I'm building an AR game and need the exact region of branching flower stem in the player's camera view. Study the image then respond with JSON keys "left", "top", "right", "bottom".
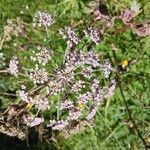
{"left": 0, "top": 69, "right": 8, "bottom": 73}
{"left": 45, "top": 25, "right": 58, "bottom": 69}
{"left": 112, "top": 49, "right": 150, "bottom": 150}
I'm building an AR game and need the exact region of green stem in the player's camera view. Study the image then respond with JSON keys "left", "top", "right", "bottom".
{"left": 0, "top": 34, "right": 6, "bottom": 50}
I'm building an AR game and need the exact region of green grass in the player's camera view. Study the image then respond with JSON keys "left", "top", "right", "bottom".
{"left": 0, "top": 0, "right": 150, "bottom": 150}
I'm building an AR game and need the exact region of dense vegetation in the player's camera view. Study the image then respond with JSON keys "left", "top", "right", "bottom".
{"left": 0, "top": 0, "right": 150, "bottom": 149}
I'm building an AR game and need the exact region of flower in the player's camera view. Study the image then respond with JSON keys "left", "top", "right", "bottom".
{"left": 104, "top": 80, "right": 116, "bottom": 98}
{"left": 91, "top": 79, "right": 99, "bottom": 93}
{"left": 29, "top": 65, "right": 48, "bottom": 84}
{"left": 131, "top": 23, "right": 150, "bottom": 37}
{"left": 78, "top": 92, "right": 92, "bottom": 106}
{"left": 8, "top": 57, "right": 19, "bottom": 76}
{"left": 47, "top": 119, "right": 69, "bottom": 131}
{"left": 35, "top": 47, "right": 53, "bottom": 66}
{"left": 18, "top": 90, "right": 30, "bottom": 103}
{"left": 33, "top": 11, "right": 55, "bottom": 27}
{"left": 84, "top": 51, "right": 100, "bottom": 67}
{"left": 59, "top": 27, "right": 80, "bottom": 47}
{"left": 60, "top": 100, "right": 74, "bottom": 110}
{"left": 34, "top": 97, "right": 50, "bottom": 111}
{"left": 47, "top": 80, "right": 63, "bottom": 95}
{"left": 18, "top": 85, "right": 33, "bottom": 103}
{"left": 71, "top": 80, "right": 85, "bottom": 92}
{"left": 83, "top": 27, "right": 100, "bottom": 44}
{"left": 130, "top": 1, "right": 140, "bottom": 13}
{"left": 102, "top": 60, "right": 112, "bottom": 78}
{"left": 4, "top": 18, "right": 24, "bottom": 41}
{"left": 28, "top": 117, "right": 44, "bottom": 127}
{"left": 81, "top": 66, "right": 93, "bottom": 79}
{"left": 86, "top": 107, "right": 97, "bottom": 120}
{"left": 56, "top": 67, "right": 75, "bottom": 84}
{"left": 120, "top": 9, "right": 134, "bottom": 24}
{"left": 68, "top": 110, "right": 82, "bottom": 121}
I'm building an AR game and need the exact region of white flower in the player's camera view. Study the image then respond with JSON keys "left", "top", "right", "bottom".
{"left": 78, "top": 92, "right": 92, "bottom": 105}
{"left": 18, "top": 86, "right": 33, "bottom": 103}
{"left": 83, "top": 27, "right": 100, "bottom": 44}
{"left": 47, "top": 80, "right": 63, "bottom": 95}
{"left": 91, "top": 79, "right": 99, "bottom": 93}
{"left": 36, "top": 47, "right": 52, "bottom": 66}
{"left": 28, "top": 117, "right": 44, "bottom": 127}
{"left": 18, "top": 90, "right": 29, "bottom": 103}
{"left": 130, "top": 1, "right": 140, "bottom": 13}
{"left": 102, "top": 60, "right": 112, "bottom": 78}
{"left": 68, "top": 110, "right": 82, "bottom": 120}
{"left": 34, "top": 97, "right": 50, "bottom": 111}
{"left": 71, "top": 80, "right": 85, "bottom": 92}
{"left": 59, "top": 27, "right": 80, "bottom": 47}
{"left": 47, "top": 120, "right": 68, "bottom": 130}
{"left": 86, "top": 107, "right": 97, "bottom": 120}
{"left": 104, "top": 80, "right": 116, "bottom": 98}
{"left": 29, "top": 65, "right": 48, "bottom": 84}
{"left": 84, "top": 51, "right": 100, "bottom": 67}
{"left": 33, "top": 11, "right": 55, "bottom": 27}
{"left": 57, "top": 67, "right": 75, "bottom": 83}
{"left": 60, "top": 100, "right": 74, "bottom": 110}
{"left": 81, "top": 66, "right": 93, "bottom": 79}
{"left": 8, "top": 57, "right": 19, "bottom": 76}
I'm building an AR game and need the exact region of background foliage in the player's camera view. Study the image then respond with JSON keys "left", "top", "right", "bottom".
{"left": 0, "top": 0, "right": 150, "bottom": 149}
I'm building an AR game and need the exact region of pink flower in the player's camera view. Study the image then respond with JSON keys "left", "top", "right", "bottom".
{"left": 33, "top": 11, "right": 55, "bottom": 27}
{"left": 8, "top": 57, "right": 19, "bottom": 76}
{"left": 28, "top": 117, "right": 44, "bottom": 127}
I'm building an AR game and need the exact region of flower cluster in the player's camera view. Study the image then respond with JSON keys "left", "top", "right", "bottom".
{"left": 81, "top": 66, "right": 93, "bottom": 79}
{"left": 71, "top": 80, "right": 85, "bottom": 92}
{"left": 0, "top": 5, "right": 118, "bottom": 140}
{"left": 18, "top": 88, "right": 32, "bottom": 103}
{"left": 60, "top": 100, "right": 74, "bottom": 110}
{"left": 33, "top": 11, "right": 55, "bottom": 27}
{"left": 27, "top": 117, "right": 44, "bottom": 127}
{"left": 46, "top": 80, "right": 63, "bottom": 95}
{"left": 29, "top": 65, "right": 48, "bottom": 84}
{"left": 47, "top": 119, "right": 69, "bottom": 131}
{"left": 83, "top": 27, "right": 101, "bottom": 44}
{"left": 34, "top": 97, "right": 50, "bottom": 111}
{"left": 130, "top": 1, "right": 140, "bottom": 13}
{"left": 8, "top": 57, "right": 19, "bottom": 76}
{"left": 119, "top": 2, "right": 150, "bottom": 37}
{"left": 120, "top": 9, "right": 135, "bottom": 24}
{"left": 42, "top": 49, "right": 116, "bottom": 131}
{"left": 30, "top": 46, "right": 53, "bottom": 66}
{"left": 59, "top": 27, "right": 80, "bottom": 47}
{"left": 101, "top": 60, "right": 112, "bottom": 78}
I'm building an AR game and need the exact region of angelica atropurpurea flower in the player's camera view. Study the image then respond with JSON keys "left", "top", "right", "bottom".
{"left": 29, "top": 65, "right": 48, "bottom": 84}
{"left": 33, "top": 11, "right": 55, "bottom": 27}
{"left": 83, "top": 27, "right": 101, "bottom": 44}
{"left": 27, "top": 117, "right": 44, "bottom": 127}
{"left": 30, "top": 46, "right": 53, "bottom": 66}
{"left": 8, "top": 57, "right": 19, "bottom": 76}
{"left": 59, "top": 27, "right": 80, "bottom": 47}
